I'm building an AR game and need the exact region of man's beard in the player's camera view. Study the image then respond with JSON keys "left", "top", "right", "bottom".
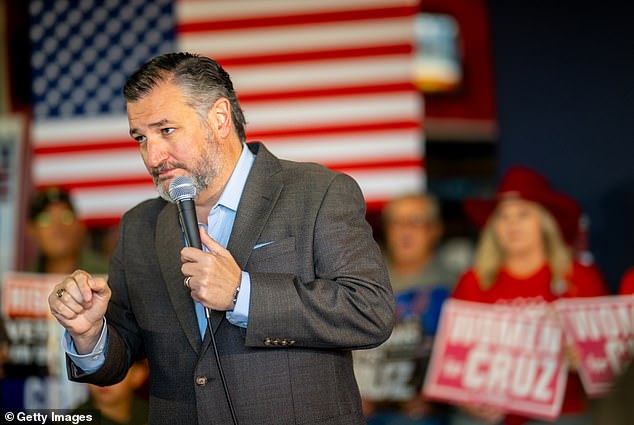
{"left": 152, "top": 130, "right": 222, "bottom": 203}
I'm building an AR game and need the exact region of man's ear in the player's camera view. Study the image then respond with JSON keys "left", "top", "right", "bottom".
{"left": 209, "top": 98, "right": 232, "bottom": 138}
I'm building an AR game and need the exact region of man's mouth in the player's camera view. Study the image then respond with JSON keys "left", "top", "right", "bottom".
{"left": 156, "top": 169, "right": 176, "bottom": 182}
{"left": 152, "top": 164, "right": 179, "bottom": 182}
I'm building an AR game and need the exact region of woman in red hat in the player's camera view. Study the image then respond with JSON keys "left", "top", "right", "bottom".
{"left": 451, "top": 166, "right": 607, "bottom": 425}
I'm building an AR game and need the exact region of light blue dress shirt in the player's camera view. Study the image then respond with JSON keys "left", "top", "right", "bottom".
{"left": 196, "top": 144, "right": 255, "bottom": 333}
{"left": 64, "top": 144, "right": 255, "bottom": 371}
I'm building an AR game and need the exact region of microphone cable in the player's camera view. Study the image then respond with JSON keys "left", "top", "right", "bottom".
{"left": 204, "top": 307, "right": 239, "bottom": 425}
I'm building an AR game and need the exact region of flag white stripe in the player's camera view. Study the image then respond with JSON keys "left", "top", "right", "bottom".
{"left": 346, "top": 167, "right": 425, "bottom": 201}
{"left": 243, "top": 92, "right": 421, "bottom": 134}
{"left": 33, "top": 151, "right": 147, "bottom": 184}
{"left": 179, "top": 17, "right": 413, "bottom": 59}
{"left": 229, "top": 55, "right": 413, "bottom": 94}
{"left": 72, "top": 185, "right": 158, "bottom": 218}
{"left": 178, "top": 0, "right": 417, "bottom": 22}
{"left": 32, "top": 115, "right": 130, "bottom": 146}
{"left": 264, "top": 129, "right": 422, "bottom": 163}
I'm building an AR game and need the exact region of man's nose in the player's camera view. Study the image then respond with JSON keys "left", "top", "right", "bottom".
{"left": 144, "top": 137, "right": 168, "bottom": 167}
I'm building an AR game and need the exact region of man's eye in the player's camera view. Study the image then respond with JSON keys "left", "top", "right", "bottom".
{"left": 162, "top": 128, "right": 175, "bottom": 135}
{"left": 134, "top": 135, "right": 147, "bottom": 144}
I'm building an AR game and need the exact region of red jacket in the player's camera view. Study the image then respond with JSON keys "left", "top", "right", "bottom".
{"left": 619, "top": 267, "right": 634, "bottom": 295}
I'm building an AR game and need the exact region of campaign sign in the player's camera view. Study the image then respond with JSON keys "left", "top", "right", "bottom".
{"left": 2, "top": 272, "right": 65, "bottom": 373}
{"left": 2, "top": 272, "right": 63, "bottom": 319}
{"left": 354, "top": 286, "right": 449, "bottom": 402}
{"left": 354, "top": 320, "right": 426, "bottom": 401}
{"left": 1, "top": 272, "right": 89, "bottom": 410}
{"left": 423, "top": 299, "right": 567, "bottom": 421}
{"left": 557, "top": 296, "right": 634, "bottom": 397}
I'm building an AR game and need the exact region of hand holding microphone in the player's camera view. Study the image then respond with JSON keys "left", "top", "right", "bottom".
{"left": 181, "top": 230, "right": 242, "bottom": 311}
{"left": 169, "top": 176, "right": 241, "bottom": 311}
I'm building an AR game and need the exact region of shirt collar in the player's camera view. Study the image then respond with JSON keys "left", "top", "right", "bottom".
{"left": 216, "top": 143, "right": 255, "bottom": 212}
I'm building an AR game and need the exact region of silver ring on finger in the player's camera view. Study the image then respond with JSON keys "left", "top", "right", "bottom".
{"left": 56, "top": 288, "right": 66, "bottom": 298}
{"left": 184, "top": 276, "right": 191, "bottom": 289}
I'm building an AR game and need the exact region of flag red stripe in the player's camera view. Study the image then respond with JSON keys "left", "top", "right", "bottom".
{"left": 35, "top": 177, "right": 154, "bottom": 191}
{"left": 365, "top": 199, "right": 389, "bottom": 212}
{"left": 83, "top": 217, "right": 123, "bottom": 228}
{"left": 332, "top": 158, "right": 424, "bottom": 172}
{"left": 177, "top": 5, "right": 418, "bottom": 33}
{"left": 33, "top": 141, "right": 136, "bottom": 155}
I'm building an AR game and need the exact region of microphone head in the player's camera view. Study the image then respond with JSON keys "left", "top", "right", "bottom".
{"left": 168, "top": 176, "right": 197, "bottom": 203}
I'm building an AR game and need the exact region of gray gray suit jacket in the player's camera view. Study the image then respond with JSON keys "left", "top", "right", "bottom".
{"left": 69, "top": 142, "right": 394, "bottom": 424}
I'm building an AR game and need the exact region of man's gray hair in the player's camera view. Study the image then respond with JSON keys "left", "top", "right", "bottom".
{"left": 123, "top": 52, "right": 247, "bottom": 142}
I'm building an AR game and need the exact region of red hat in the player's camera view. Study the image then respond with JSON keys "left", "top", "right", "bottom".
{"left": 463, "top": 166, "right": 581, "bottom": 245}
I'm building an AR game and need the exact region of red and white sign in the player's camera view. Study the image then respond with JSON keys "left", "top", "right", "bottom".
{"left": 557, "top": 296, "right": 634, "bottom": 397}
{"left": 423, "top": 299, "right": 567, "bottom": 421}
{"left": 1, "top": 272, "right": 66, "bottom": 319}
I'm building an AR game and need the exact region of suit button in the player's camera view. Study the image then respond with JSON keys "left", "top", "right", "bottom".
{"left": 195, "top": 376, "right": 208, "bottom": 386}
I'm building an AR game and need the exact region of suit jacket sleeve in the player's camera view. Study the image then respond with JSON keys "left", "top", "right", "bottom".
{"left": 243, "top": 171, "right": 395, "bottom": 350}
{"left": 67, "top": 203, "right": 154, "bottom": 386}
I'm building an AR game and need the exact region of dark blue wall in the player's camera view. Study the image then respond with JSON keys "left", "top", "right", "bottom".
{"left": 487, "top": 1, "right": 634, "bottom": 291}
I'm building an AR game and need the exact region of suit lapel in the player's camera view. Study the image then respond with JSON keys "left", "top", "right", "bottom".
{"left": 228, "top": 143, "right": 284, "bottom": 269}
{"left": 204, "top": 143, "right": 284, "bottom": 336}
{"left": 156, "top": 203, "right": 203, "bottom": 352}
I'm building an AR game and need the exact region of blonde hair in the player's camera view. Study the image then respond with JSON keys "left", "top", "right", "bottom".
{"left": 473, "top": 202, "right": 572, "bottom": 290}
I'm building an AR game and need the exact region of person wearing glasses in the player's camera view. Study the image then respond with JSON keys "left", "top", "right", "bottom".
{"left": 27, "top": 187, "right": 108, "bottom": 275}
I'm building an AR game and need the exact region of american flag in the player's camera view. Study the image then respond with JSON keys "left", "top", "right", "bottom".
{"left": 30, "top": 0, "right": 424, "bottom": 227}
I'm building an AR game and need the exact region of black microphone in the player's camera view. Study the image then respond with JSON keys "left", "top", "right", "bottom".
{"left": 168, "top": 176, "right": 202, "bottom": 249}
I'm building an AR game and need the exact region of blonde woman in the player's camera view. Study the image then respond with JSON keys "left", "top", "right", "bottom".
{"left": 451, "top": 166, "right": 607, "bottom": 425}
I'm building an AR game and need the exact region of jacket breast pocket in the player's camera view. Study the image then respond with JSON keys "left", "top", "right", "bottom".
{"left": 247, "top": 236, "right": 298, "bottom": 274}
{"left": 250, "top": 236, "right": 295, "bottom": 262}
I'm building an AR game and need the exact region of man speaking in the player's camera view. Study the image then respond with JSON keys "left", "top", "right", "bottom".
{"left": 48, "top": 52, "right": 394, "bottom": 425}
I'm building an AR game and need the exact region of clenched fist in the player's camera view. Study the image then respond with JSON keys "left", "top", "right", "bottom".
{"left": 48, "top": 269, "right": 111, "bottom": 354}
